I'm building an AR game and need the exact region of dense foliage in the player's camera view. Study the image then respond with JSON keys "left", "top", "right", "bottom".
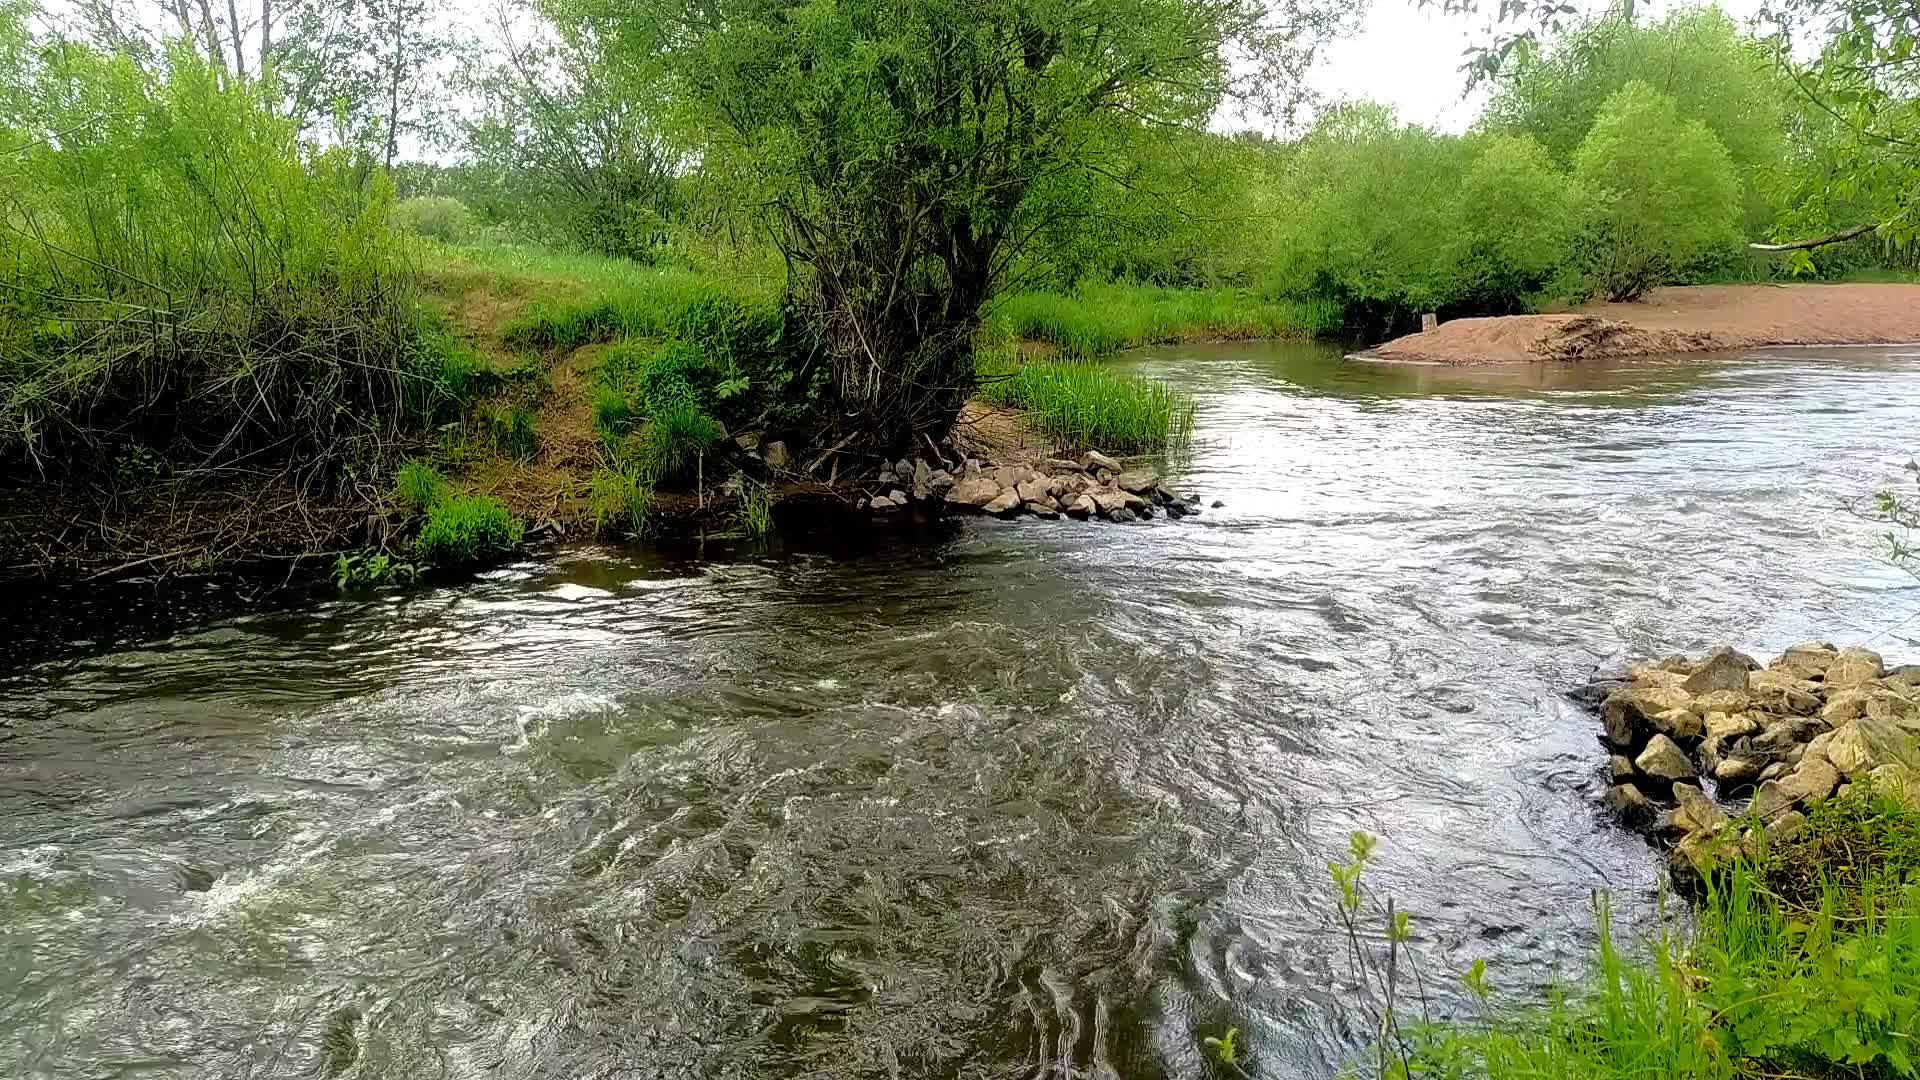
{"left": 0, "top": 24, "right": 452, "bottom": 479}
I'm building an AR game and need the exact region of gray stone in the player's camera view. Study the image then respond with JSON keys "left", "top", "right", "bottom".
{"left": 1112, "top": 507, "right": 1139, "bottom": 523}
{"left": 1089, "top": 487, "right": 1134, "bottom": 520}
{"left": 1115, "top": 470, "right": 1159, "bottom": 494}
{"left": 1065, "top": 494, "right": 1096, "bottom": 519}
{"left": 1771, "top": 642, "right": 1839, "bottom": 680}
{"left": 1609, "top": 754, "right": 1637, "bottom": 783}
{"left": 1824, "top": 646, "right": 1884, "bottom": 690}
{"left": 1764, "top": 810, "right": 1808, "bottom": 846}
{"left": 1694, "top": 689, "right": 1750, "bottom": 714}
{"left": 1081, "top": 450, "right": 1122, "bottom": 474}
{"left": 945, "top": 477, "right": 1001, "bottom": 509}
{"left": 1684, "top": 648, "right": 1758, "bottom": 694}
{"left": 1600, "top": 686, "right": 1696, "bottom": 748}
{"left": 871, "top": 491, "right": 910, "bottom": 513}
{"left": 1042, "top": 458, "right": 1082, "bottom": 472}
{"left": 1821, "top": 688, "right": 1872, "bottom": 724}
{"left": 927, "top": 469, "right": 955, "bottom": 497}
{"left": 1635, "top": 734, "right": 1696, "bottom": 782}
{"left": 1024, "top": 500, "right": 1060, "bottom": 519}
{"left": 1704, "top": 710, "right": 1759, "bottom": 740}
{"left": 1604, "top": 783, "right": 1655, "bottom": 826}
{"left": 1826, "top": 716, "right": 1917, "bottom": 776}
{"left": 1868, "top": 762, "right": 1920, "bottom": 807}
{"left": 912, "top": 459, "right": 933, "bottom": 500}
{"left": 1713, "top": 755, "right": 1763, "bottom": 785}
{"left": 895, "top": 458, "right": 914, "bottom": 480}
{"left": 1211, "top": 500, "right": 1225, "bottom": 509}
{"left": 983, "top": 489, "right": 1022, "bottom": 515}
{"left": 1014, "top": 478, "right": 1051, "bottom": 505}
{"left": 734, "top": 431, "right": 762, "bottom": 453}
{"left": 763, "top": 440, "right": 792, "bottom": 471}
{"left": 1653, "top": 707, "right": 1703, "bottom": 742}
{"left": 1672, "top": 782, "right": 1729, "bottom": 834}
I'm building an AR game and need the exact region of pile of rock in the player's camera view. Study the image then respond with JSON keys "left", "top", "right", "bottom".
{"left": 1586, "top": 643, "right": 1920, "bottom": 885}
{"left": 860, "top": 449, "right": 1204, "bottom": 523}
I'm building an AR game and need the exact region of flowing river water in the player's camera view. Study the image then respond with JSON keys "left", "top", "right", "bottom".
{"left": 6, "top": 341, "right": 1920, "bottom": 1079}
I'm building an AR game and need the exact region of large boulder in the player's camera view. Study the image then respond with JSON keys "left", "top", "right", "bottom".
{"left": 1713, "top": 755, "right": 1764, "bottom": 785}
{"left": 1749, "top": 755, "right": 1841, "bottom": 821}
{"left": 1635, "top": 734, "right": 1696, "bottom": 782}
{"left": 1604, "top": 783, "right": 1655, "bottom": 826}
{"left": 763, "top": 440, "right": 792, "bottom": 471}
{"left": 1821, "top": 687, "right": 1872, "bottom": 724}
{"left": 1601, "top": 686, "right": 1696, "bottom": 747}
{"left": 1672, "top": 783, "right": 1729, "bottom": 834}
{"left": 1115, "top": 470, "right": 1159, "bottom": 495}
{"left": 1683, "top": 648, "right": 1759, "bottom": 693}
{"left": 1771, "top": 642, "right": 1838, "bottom": 680}
{"left": 1653, "top": 708, "right": 1704, "bottom": 742}
{"left": 1014, "top": 478, "right": 1051, "bottom": 505}
{"left": 1065, "top": 494, "right": 1097, "bottom": 520}
{"left": 1704, "top": 711, "right": 1759, "bottom": 740}
{"left": 1081, "top": 450, "right": 1123, "bottom": 474}
{"left": 1694, "top": 689, "right": 1750, "bottom": 714}
{"left": 1825, "top": 716, "right": 1917, "bottom": 777}
{"left": 983, "top": 489, "right": 1023, "bottom": 515}
{"left": 1867, "top": 763, "right": 1920, "bottom": 807}
{"left": 946, "top": 477, "right": 1001, "bottom": 509}
{"left": 1747, "top": 670, "right": 1822, "bottom": 715}
{"left": 1824, "top": 646, "right": 1884, "bottom": 690}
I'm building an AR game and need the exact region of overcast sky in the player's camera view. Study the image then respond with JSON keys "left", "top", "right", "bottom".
{"left": 1311, "top": 0, "right": 1770, "bottom": 132}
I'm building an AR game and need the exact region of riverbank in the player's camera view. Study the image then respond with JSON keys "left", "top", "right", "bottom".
{"left": 1348, "top": 643, "right": 1920, "bottom": 1078}
{"left": 1364, "top": 283, "right": 1920, "bottom": 365}
{"left": 0, "top": 250, "right": 1223, "bottom": 582}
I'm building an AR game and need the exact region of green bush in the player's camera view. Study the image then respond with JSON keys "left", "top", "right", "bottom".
{"left": 1571, "top": 82, "right": 1742, "bottom": 301}
{"left": 393, "top": 196, "right": 476, "bottom": 242}
{"left": 393, "top": 460, "right": 448, "bottom": 512}
{"left": 415, "top": 495, "right": 524, "bottom": 567}
{"left": 0, "top": 38, "right": 435, "bottom": 474}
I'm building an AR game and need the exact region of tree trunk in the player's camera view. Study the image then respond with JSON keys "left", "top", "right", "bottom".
{"left": 260, "top": 0, "right": 272, "bottom": 63}
{"left": 226, "top": 0, "right": 248, "bottom": 77}
{"left": 384, "top": 8, "right": 404, "bottom": 171}
{"left": 194, "top": 0, "right": 227, "bottom": 80}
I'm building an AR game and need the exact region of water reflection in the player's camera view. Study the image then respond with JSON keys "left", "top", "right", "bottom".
{"left": 4, "top": 344, "right": 1920, "bottom": 1079}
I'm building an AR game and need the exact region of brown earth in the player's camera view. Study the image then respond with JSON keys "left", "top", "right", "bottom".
{"left": 1365, "top": 283, "right": 1920, "bottom": 365}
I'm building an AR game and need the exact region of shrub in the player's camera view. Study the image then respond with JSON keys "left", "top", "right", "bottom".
{"left": 393, "top": 196, "right": 476, "bottom": 242}
{"left": 1571, "top": 82, "right": 1742, "bottom": 301}
{"left": 415, "top": 495, "right": 524, "bottom": 567}
{"left": 992, "top": 284, "right": 1339, "bottom": 357}
{"left": 0, "top": 40, "right": 433, "bottom": 476}
{"left": 393, "top": 460, "right": 448, "bottom": 512}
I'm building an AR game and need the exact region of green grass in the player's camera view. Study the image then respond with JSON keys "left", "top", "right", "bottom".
{"left": 482, "top": 402, "right": 539, "bottom": 461}
{"left": 392, "top": 460, "right": 448, "bottom": 512}
{"left": 414, "top": 494, "right": 523, "bottom": 567}
{"left": 976, "top": 347, "right": 1195, "bottom": 454}
{"left": 737, "top": 479, "right": 774, "bottom": 539}
{"left": 1368, "top": 783, "right": 1920, "bottom": 1080}
{"left": 989, "top": 282, "right": 1343, "bottom": 358}
{"left": 587, "top": 466, "right": 655, "bottom": 537}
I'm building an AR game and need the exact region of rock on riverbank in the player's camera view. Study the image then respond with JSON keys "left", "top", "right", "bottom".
{"left": 853, "top": 449, "right": 1203, "bottom": 524}
{"left": 1580, "top": 642, "right": 1920, "bottom": 888}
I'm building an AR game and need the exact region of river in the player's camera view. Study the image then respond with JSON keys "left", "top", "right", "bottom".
{"left": 4, "top": 341, "right": 1919, "bottom": 1079}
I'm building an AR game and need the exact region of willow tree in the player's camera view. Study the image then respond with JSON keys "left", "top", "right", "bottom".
{"left": 553, "top": 0, "right": 1346, "bottom": 451}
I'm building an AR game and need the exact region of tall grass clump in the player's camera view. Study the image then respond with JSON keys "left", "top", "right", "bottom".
{"left": 0, "top": 37, "right": 443, "bottom": 478}
{"left": 994, "top": 283, "right": 1340, "bottom": 358}
{"left": 977, "top": 350, "right": 1194, "bottom": 454}
{"left": 393, "top": 460, "right": 448, "bottom": 512}
{"left": 415, "top": 494, "right": 523, "bottom": 567}
{"left": 587, "top": 466, "right": 654, "bottom": 536}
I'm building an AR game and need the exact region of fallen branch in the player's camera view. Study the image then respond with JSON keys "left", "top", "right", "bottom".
{"left": 83, "top": 547, "right": 195, "bottom": 581}
{"left": 1748, "top": 223, "right": 1877, "bottom": 252}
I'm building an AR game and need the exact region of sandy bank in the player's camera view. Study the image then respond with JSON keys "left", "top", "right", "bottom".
{"left": 1365, "top": 283, "right": 1920, "bottom": 365}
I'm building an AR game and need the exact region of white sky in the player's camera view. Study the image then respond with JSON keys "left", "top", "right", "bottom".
{"left": 1312, "top": 0, "right": 1770, "bottom": 132}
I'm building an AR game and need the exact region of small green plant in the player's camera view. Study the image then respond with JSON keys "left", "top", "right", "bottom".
{"left": 333, "top": 551, "right": 421, "bottom": 590}
{"left": 587, "top": 466, "right": 655, "bottom": 536}
{"left": 392, "top": 195, "right": 475, "bottom": 241}
{"left": 737, "top": 479, "right": 774, "bottom": 539}
{"left": 393, "top": 460, "right": 448, "bottom": 512}
{"left": 414, "top": 495, "right": 524, "bottom": 567}
{"left": 1202, "top": 1026, "right": 1246, "bottom": 1076}
{"left": 483, "top": 403, "right": 539, "bottom": 461}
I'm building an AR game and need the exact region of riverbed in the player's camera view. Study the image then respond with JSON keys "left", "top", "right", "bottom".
{"left": 5, "top": 341, "right": 1919, "bottom": 1078}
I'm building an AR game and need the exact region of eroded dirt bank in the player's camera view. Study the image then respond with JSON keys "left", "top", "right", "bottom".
{"left": 1366, "top": 283, "right": 1920, "bottom": 365}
